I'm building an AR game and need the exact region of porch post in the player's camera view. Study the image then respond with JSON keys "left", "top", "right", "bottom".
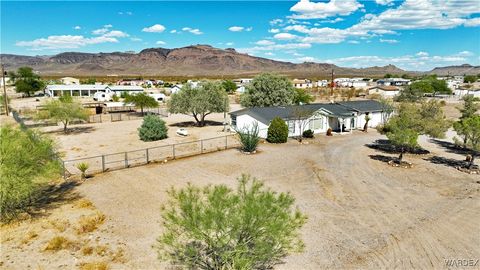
{"left": 340, "top": 118, "right": 343, "bottom": 134}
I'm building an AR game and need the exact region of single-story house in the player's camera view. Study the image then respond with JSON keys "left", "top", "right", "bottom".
{"left": 454, "top": 88, "right": 480, "bottom": 98}
{"left": 368, "top": 85, "right": 400, "bottom": 97}
{"left": 230, "top": 100, "right": 389, "bottom": 138}
{"left": 376, "top": 78, "right": 410, "bottom": 86}
{"left": 60, "top": 77, "right": 80, "bottom": 85}
{"left": 45, "top": 84, "right": 143, "bottom": 97}
{"left": 292, "top": 79, "right": 313, "bottom": 89}
{"left": 169, "top": 85, "right": 183, "bottom": 94}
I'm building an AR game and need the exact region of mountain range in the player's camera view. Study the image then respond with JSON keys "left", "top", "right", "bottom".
{"left": 1, "top": 45, "right": 478, "bottom": 77}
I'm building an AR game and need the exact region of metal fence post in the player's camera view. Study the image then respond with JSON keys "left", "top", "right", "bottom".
{"left": 146, "top": 148, "right": 150, "bottom": 163}
{"left": 102, "top": 155, "right": 105, "bottom": 172}
{"left": 125, "top": 152, "right": 128, "bottom": 168}
{"left": 225, "top": 135, "right": 228, "bottom": 149}
{"left": 62, "top": 161, "right": 66, "bottom": 180}
{"left": 172, "top": 144, "right": 176, "bottom": 159}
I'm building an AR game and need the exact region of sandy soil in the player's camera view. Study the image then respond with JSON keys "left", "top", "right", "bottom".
{"left": 8, "top": 130, "right": 470, "bottom": 269}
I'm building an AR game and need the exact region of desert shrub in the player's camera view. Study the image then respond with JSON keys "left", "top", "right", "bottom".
{"left": 111, "top": 94, "right": 120, "bottom": 102}
{"left": 303, "top": 129, "right": 314, "bottom": 138}
{"left": 138, "top": 115, "right": 168, "bottom": 142}
{"left": 236, "top": 122, "right": 260, "bottom": 153}
{"left": 156, "top": 174, "right": 307, "bottom": 269}
{"left": 267, "top": 117, "right": 288, "bottom": 143}
{"left": 76, "top": 212, "right": 106, "bottom": 234}
{"left": 77, "top": 162, "right": 89, "bottom": 180}
{"left": 44, "top": 236, "right": 72, "bottom": 251}
{"left": 439, "top": 100, "right": 446, "bottom": 106}
{"left": 80, "top": 261, "right": 109, "bottom": 270}
{"left": 75, "top": 198, "right": 94, "bottom": 209}
{"left": 0, "top": 125, "right": 61, "bottom": 221}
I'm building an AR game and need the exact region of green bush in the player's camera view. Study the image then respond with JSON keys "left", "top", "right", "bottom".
{"left": 0, "top": 125, "right": 61, "bottom": 221}
{"left": 236, "top": 122, "right": 260, "bottom": 153}
{"left": 267, "top": 117, "right": 288, "bottom": 143}
{"left": 302, "top": 129, "right": 314, "bottom": 138}
{"left": 138, "top": 115, "right": 168, "bottom": 142}
{"left": 156, "top": 174, "right": 307, "bottom": 269}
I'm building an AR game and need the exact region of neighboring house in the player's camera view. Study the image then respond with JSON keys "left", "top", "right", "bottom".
{"left": 316, "top": 80, "right": 329, "bottom": 87}
{"left": 45, "top": 84, "right": 143, "bottom": 97}
{"left": 368, "top": 85, "right": 400, "bottom": 97}
{"left": 454, "top": 88, "right": 480, "bottom": 98}
{"left": 376, "top": 78, "right": 410, "bottom": 86}
{"left": 60, "top": 77, "right": 80, "bottom": 85}
{"left": 0, "top": 76, "right": 11, "bottom": 87}
{"left": 292, "top": 79, "right": 313, "bottom": 88}
{"left": 333, "top": 78, "right": 369, "bottom": 88}
{"left": 169, "top": 84, "right": 183, "bottom": 94}
{"left": 234, "top": 78, "right": 253, "bottom": 85}
{"left": 236, "top": 85, "right": 246, "bottom": 93}
{"left": 230, "top": 100, "right": 388, "bottom": 138}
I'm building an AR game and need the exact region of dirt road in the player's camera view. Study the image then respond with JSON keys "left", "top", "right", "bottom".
{"left": 72, "top": 131, "right": 480, "bottom": 269}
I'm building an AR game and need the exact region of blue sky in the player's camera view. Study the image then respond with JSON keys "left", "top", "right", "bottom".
{"left": 1, "top": 0, "right": 479, "bottom": 71}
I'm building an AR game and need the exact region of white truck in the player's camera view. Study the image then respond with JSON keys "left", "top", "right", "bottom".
{"left": 148, "top": 93, "right": 166, "bottom": 102}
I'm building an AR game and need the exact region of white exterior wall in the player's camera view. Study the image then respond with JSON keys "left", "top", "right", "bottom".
{"left": 368, "top": 88, "right": 399, "bottom": 97}
{"left": 356, "top": 112, "right": 384, "bottom": 129}
{"left": 233, "top": 114, "right": 269, "bottom": 138}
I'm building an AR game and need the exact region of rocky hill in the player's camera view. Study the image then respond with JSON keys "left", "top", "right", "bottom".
{"left": 2, "top": 45, "right": 408, "bottom": 77}
{"left": 428, "top": 64, "right": 480, "bottom": 76}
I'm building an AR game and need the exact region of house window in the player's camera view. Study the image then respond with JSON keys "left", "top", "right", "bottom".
{"left": 231, "top": 115, "right": 237, "bottom": 128}
{"left": 309, "top": 117, "right": 323, "bottom": 130}
{"left": 288, "top": 120, "right": 295, "bottom": 134}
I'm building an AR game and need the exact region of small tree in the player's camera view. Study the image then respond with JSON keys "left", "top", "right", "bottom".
{"left": 240, "top": 73, "right": 295, "bottom": 107}
{"left": 0, "top": 125, "right": 61, "bottom": 220}
{"left": 168, "top": 81, "right": 229, "bottom": 127}
{"left": 454, "top": 115, "right": 480, "bottom": 168}
{"left": 395, "top": 85, "right": 424, "bottom": 102}
{"left": 222, "top": 80, "right": 237, "bottom": 94}
{"left": 293, "top": 88, "right": 315, "bottom": 104}
{"left": 138, "top": 115, "right": 168, "bottom": 142}
{"left": 379, "top": 97, "right": 394, "bottom": 124}
{"left": 236, "top": 122, "right": 260, "bottom": 153}
{"left": 363, "top": 113, "right": 371, "bottom": 132}
{"left": 124, "top": 92, "right": 158, "bottom": 116}
{"left": 156, "top": 174, "right": 307, "bottom": 269}
{"left": 464, "top": 75, "right": 477, "bottom": 84}
{"left": 13, "top": 67, "right": 45, "bottom": 97}
{"left": 267, "top": 117, "right": 289, "bottom": 143}
{"left": 37, "top": 95, "right": 88, "bottom": 133}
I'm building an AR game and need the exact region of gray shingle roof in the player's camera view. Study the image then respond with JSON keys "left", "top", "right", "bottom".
{"left": 230, "top": 101, "right": 380, "bottom": 125}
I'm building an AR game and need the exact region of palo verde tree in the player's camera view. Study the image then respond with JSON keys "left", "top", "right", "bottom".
{"left": 0, "top": 125, "right": 61, "bottom": 221}
{"left": 454, "top": 115, "right": 480, "bottom": 169}
{"left": 124, "top": 92, "right": 158, "bottom": 116}
{"left": 156, "top": 174, "right": 307, "bottom": 269}
{"left": 222, "top": 80, "right": 237, "bottom": 94}
{"left": 37, "top": 94, "right": 88, "bottom": 133}
{"left": 168, "top": 81, "right": 229, "bottom": 127}
{"left": 12, "top": 67, "right": 45, "bottom": 97}
{"left": 382, "top": 101, "right": 450, "bottom": 163}
{"left": 240, "top": 73, "right": 295, "bottom": 107}
{"left": 454, "top": 95, "right": 479, "bottom": 147}
{"left": 293, "top": 88, "right": 315, "bottom": 105}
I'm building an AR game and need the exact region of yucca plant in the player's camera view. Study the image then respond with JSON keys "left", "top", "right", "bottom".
{"left": 236, "top": 122, "right": 260, "bottom": 153}
{"left": 76, "top": 162, "right": 89, "bottom": 180}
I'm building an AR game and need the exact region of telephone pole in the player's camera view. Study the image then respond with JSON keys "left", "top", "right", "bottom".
{"left": 1, "top": 64, "right": 9, "bottom": 116}
{"left": 330, "top": 69, "right": 335, "bottom": 96}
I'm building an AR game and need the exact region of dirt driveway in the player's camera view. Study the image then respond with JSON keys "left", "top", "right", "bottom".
{"left": 72, "top": 130, "right": 480, "bottom": 269}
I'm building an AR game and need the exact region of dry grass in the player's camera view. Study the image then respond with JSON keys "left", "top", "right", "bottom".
{"left": 76, "top": 212, "right": 106, "bottom": 234}
{"left": 81, "top": 245, "right": 94, "bottom": 255}
{"left": 110, "top": 247, "right": 126, "bottom": 263}
{"left": 74, "top": 198, "right": 95, "bottom": 209}
{"left": 21, "top": 230, "right": 38, "bottom": 244}
{"left": 43, "top": 236, "right": 72, "bottom": 251}
{"left": 48, "top": 219, "right": 70, "bottom": 232}
{"left": 79, "top": 261, "right": 109, "bottom": 270}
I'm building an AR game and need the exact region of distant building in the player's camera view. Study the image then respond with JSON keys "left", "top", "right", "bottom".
{"left": 377, "top": 78, "right": 410, "bottom": 86}
{"left": 334, "top": 78, "right": 369, "bottom": 88}
{"left": 60, "top": 77, "right": 80, "bottom": 85}
{"left": 368, "top": 85, "right": 400, "bottom": 97}
{"left": 45, "top": 84, "right": 143, "bottom": 97}
{"left": 454, "top": 88, "right": 480, "bottom": 98}
{"left": 292, "top": 79, "right": 313, "bottom": 89}
{"left": 316, "top": 80, "right": 329, "bottom": 87}
{"left": 0, "top": 77, "right": 11, "bottom": 87}
{"left": 169, "top": 85, "right": 183, "bottom": 94}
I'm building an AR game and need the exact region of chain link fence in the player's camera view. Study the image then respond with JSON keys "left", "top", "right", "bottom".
{"left": 62, "top": 134, "right": 239, "bottom": 179}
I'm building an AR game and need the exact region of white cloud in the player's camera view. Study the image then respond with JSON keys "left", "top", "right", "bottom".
{"left": 156, "top": 40, "right": 166, "bottom": 45}
{"left": 104, "top": 24, "right": 113, "bottom": 28}
{"left": 464, "top": 17, "right": 480, "bottom": 27}
{"left": 237, "top": 43, "right": 311, "bottom": 54}
{"left": 182, "top": 27, "right": 203, "bottom": 35}
{"left": 103, "top": 30, "right": 129, "bottom": 38}
{"left": 226, "top": 42, "right": 234, "bottom": 46}
{"left": 297, "top": 56, "right": 317, "bottom": 62}
{"left": 229, "top": 26, "right": 244, "bottom": 32}
{"left": 375, "top": 0, "right": 394, "bottom": 5}
{"left": 16, "top": 35, "right": 118, "bottom": 50}
{"left": 92, "top": 28, "right": 109, "bottom": 35}
{"left": 379, "top": 38, "right": 398, "bottom": 43}
{"left": 264, "top": 52, "right": 275, "bottom": 56}
{"left": 319, "top": 17, "right": 344, "bottom": 24}
{"left": 245, "top": 27, "right": 253, "bottom": 32}
{"left": 270, "top": 19, "right": 283, "bottom": 25}
{"left": 74, "top": 26, "right": 81, "bottom": 30}
{"left": 348, "top": 40, "right": 360, "bottom": 44}
{"left": 269, "top": 28, "right": 280, "bottom": 33}
{"left": 416, "top": 51, "right": 429, "bottom": 57}
{"left": 142, "top": 24, "right": 166, "bottom": 33}
{"left": 130, "top": 37, "right": 142, "bottom": 42}
{"left": 256, "top": 40, "right": 275, "bottom": 46}
{"left": 289, "top": 0, "right": 364, "bottom": 19}
{"left": 274, "top": 33, "right": 297, "bottom": 40}
{"left": 456, "top": 51, "right": 474, "bottom": 56}
{"left": 170, "top": 30, "right": 177, "bottom": 33}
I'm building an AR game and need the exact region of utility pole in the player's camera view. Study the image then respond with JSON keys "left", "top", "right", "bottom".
{"left": 330, "top": 69, "right": 335, "bottom": 96}
{"left": 1, "top": 64, "right": 9, "bottom": 116}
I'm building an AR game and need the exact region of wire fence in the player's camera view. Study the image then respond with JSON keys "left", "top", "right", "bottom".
{"left": 62, "top": 134, "right": 240, "bottom": 179}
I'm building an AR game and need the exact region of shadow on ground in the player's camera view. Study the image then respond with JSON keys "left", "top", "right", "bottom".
{"left": 369, "top": 154, "right": 397, "bottom": 164}
{"left": 425, "top": 156, "right": 478, "bottom": 170}
{"left": 28, "top": 181, "right": 81, "bottom": 218}
{"left": 429, "top": 139, "right": 473, "bottom": 156}
{"left": 45, "top": 126, "right": 95, "bottom": 135}
{"left": 169, "top": 120, "right": 224, "bottom": 127}
{"left": 365, "top": 139, "right": 430, "bottom": 155}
